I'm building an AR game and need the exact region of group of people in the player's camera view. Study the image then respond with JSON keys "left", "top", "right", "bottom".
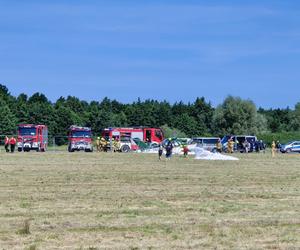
{"left": 4, "top": 136, "right": 17, "bottom": 153}
{"left": 95, "top": 137, "right": 121, "bottom": 152}
{"left": 225, "top": 138, "right": 266, "bottom": 154}
{"left": 158, "top": 141, "right": 174, "bottom": 160}
{"left": 158, "top": 140, "right": 191, "bottom": 160}
{"left": 95, "top": 137, "right": 108, "bottom": 152}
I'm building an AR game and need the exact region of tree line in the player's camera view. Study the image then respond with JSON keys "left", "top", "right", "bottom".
{"left": 1, "top": 84, "right": 300, "bottom": 143}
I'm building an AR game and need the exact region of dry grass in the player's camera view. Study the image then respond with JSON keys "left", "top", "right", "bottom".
{"left": 0, "top": 151, "right": 299, "bottom": 249}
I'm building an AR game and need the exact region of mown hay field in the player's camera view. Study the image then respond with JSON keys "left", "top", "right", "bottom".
{"left": 0, "top": 151, "right": 299, "bottom": 249}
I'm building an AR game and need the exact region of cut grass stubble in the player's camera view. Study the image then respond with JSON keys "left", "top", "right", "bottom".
{"left": 0, "top": 152, "right": 299, "bottom": 249}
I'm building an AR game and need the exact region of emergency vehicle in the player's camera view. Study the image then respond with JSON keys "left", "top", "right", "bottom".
{"left": 101, "top": 127, "right": 164, "bottom": 152}
{"left": 17, "top": 124, "right": 48, "bottom": 152}
{"left": 68, "top": 125, "right": 93, "bottom": 152}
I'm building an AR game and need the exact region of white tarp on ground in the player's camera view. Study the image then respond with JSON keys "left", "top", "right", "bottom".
{"left": 142, "top": 148, "right": 159, "bottom": 154}
{"left": 142, "top": 147, "right": 195, "bottom": 155}
{"left": 194, "top": 147, "right": 239, "bottom": 161}
{"left": 141, "top": 145, "right": 238, "bottom": 160}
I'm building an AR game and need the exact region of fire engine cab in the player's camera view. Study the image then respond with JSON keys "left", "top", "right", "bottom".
{"left": 17, "top": 124, "right": 48, "bottom": 152}
{"left": 102, "top": 127, "right": 164, "bottom": 151}
{"left": 68, "top": 125, "right": 93, "bottom": 152}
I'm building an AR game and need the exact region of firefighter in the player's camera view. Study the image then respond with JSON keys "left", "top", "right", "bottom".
{"left": 4, "top": 136, "right": 10, "bottom": 153}
{"left": 111, "top": 138, "right": 115, "bottom": 152}
{"left": 216, "top": 139, "right": 222, "bottom": 153}
{"left": 96, "top": 137, "right": 101, "bottom": 152}
{"left": 113, "top": 137, "right": 120, "bottom": 152}
{"left": 228, "top": 138, "right": 234, "bottom": 153}
{"left": 271, "top": 140, "right": 276, "bottom": 158}
{"left": 9, "top": 136, "right": 17, "bottom": 153}
{"left": 115, "top": 138, "right": 121, "bottom": 152}
{"left": 227, "top": 138, "right": 232, "bottom": 153}
{"left": 100, "top": 137, "right": 107, "bottom": 152}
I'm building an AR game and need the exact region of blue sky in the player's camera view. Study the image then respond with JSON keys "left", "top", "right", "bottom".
{"left": 1, "top": 0, "right": 299, "bottom": 108}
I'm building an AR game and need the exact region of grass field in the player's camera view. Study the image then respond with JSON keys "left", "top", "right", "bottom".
{"left": 0, "top": 151, "right": 299, "bottom": 249}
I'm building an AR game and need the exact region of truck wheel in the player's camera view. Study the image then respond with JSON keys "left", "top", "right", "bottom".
{"left": 18, "top": 148, "right": 22, "bottom": 152}
{"left": 121, "top": 145, "right": 130, "bottom": 153}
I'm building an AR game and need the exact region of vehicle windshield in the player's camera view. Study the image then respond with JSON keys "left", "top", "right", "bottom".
{"left": 203, "top": 138, "right": 219, "bottom": 144}
{"left": 19, "top": 127, "right": 36, "bottom": 136}
{"left": 121, "top": 136, "right": 131, "bottom": 142}
{"left": 155, "top": 130, "right": 163, "bottom": 139}
{"left": 71, "top": 131, "right": 91, "bottom": 138}
{"left": 286, "top": 141, "right": 295, "bottom": 145}
{"left": 191, "top": 138, "right": 202, "bottom": 144}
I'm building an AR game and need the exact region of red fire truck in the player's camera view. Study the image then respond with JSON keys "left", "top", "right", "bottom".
{"left": 102, "top": 127, "right": 164, "bottom": 149}
{"left": 17, "top": 124, "right": 48, "bottom": 152}
{"left": 68, "top": 125, "right": 93, "bottom": 152}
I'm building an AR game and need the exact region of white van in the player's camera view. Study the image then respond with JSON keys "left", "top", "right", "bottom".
{"left": 189, "top": 137, "right": 220, "bottom": 152}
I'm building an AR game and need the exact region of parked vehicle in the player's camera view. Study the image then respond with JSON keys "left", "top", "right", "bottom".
{"left": 106, "top": 137, "right": 139, "bottom": 153}
{"left": 68, "top": 126, "right": 93, "bottom": 152}
{"left": 189, "top": 137, "right": 220, "bottom": 152}
{"left": 17, "top": 124, "right": 48, "bottom": 152}
{"left": 221, "top": 135, "right": 257, "bottom": 152}
{"left": 102, "top": 127, "right": 164, "bottom": 145}
{"left": 280, "top": 141, "right": 300, "bottom": 153}
{"left": 162, "top": 138, "right": 182, "bottom": 148}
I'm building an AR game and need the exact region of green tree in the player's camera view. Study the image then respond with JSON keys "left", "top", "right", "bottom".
{"left": 290, "top": 103, "right": 300, "bottom": 131}
{"left": 212, "top": 96, "right": 259, "bottom": 136}
{"left": 192, "top": 97, "right": 214, "bottom": 135}
{"left": 27, "top": 93, "right": 56, "bottom": 135}
{"left": 161, "top": 124, "right": 187, "bottom": 138}
{"left": 14, "top": 94, "right": 30, "bottom": 124}
{"left": 53, "top": 106, "right": 84, "bottom": 145}
{"left": 172, "top": 113, "right": 199, "bottom": 137}
{"left": 0, "top": 99, "right": 17, "bottom": 135}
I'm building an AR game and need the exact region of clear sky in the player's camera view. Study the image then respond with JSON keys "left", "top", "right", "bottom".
{"left": 1, "top": 0, "right": 299, "bottom": 108}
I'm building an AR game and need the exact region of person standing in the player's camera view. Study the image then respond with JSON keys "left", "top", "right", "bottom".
{"left": 255, "top": 140, "right": 260, "bottom": 153}
{"left": 227, "top": 139, "right": 232, "bottom": 153}
{"left": 183, "top": 144, "right": 189, "bottom": 158}
{"left": 100, "top": 137, "right": 107, "bottom": 152}
{"left": 271, "top": 140, "right": 276, "bottom": 158}
{"left": 228, "top": 138, "right": 234, "bottom": 153}
{"left": 165, "top": 141, "right": 173, "bottom": 160}
{"left": 216, "top": 139, "right": 222, "bottom": 153}
{"left": 276, "top": 141, "right": 281, "bottom": 153}
{"left": 158, "top": 144, "right": 163, "bottom": 161}
{"left": 244, "top": 140, "right": 250, "bottom": 153}
{"left": 96, "top": 137, "right": 101, "bottom": 152}
{"left": 9, "top": 136, "right": 17, "bottom": 153}
{"left": 4, "top": 136, "right": 10, "bottom": 153}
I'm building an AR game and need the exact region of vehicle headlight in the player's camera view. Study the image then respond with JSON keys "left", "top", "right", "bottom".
{"left": 32, "top": 142, "right": 38, "bottom": 147}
